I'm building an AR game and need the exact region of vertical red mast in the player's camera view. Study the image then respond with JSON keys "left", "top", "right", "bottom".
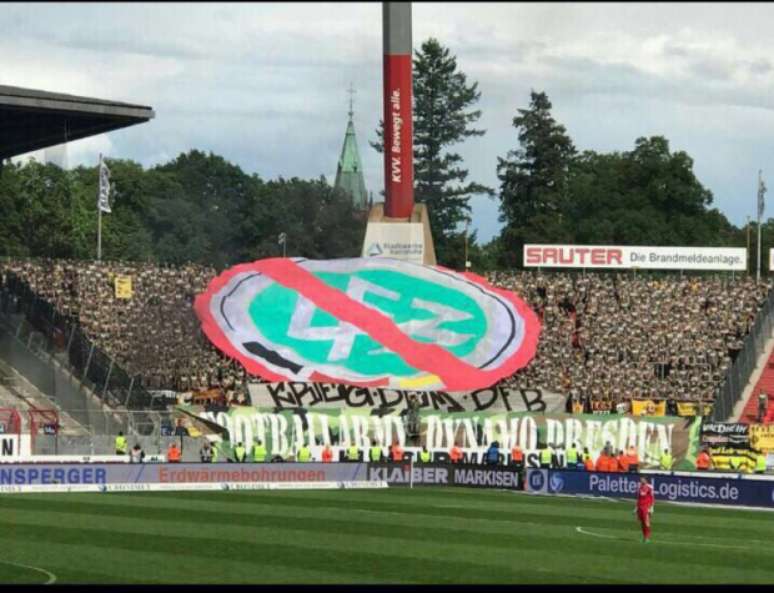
{"left": 382, "top": 2, "right": 414, "bottom": 219}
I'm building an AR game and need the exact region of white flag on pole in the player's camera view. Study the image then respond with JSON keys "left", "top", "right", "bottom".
{"left": 98, "top": 157, "right": 112, "bottom": 214}
{"left": 278, "top": 232, "right": 287, "bottom": 245}
{"left": 759, "top": 172, "right": 767, "bottom": 220}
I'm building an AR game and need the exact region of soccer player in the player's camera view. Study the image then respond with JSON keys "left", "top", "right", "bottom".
{"left": 635, "top": 476, "right": 654, "bottom": 543}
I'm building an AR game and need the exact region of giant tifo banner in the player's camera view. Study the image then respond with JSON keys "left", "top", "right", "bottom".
{"left": 523, "top": 244, "right": 747, "bottom": 271}
{"left": 185, "top": 406, "right": 701, "bottom": 470}
{"left": 194, "top": 258, "right": 540, "bottom": 392}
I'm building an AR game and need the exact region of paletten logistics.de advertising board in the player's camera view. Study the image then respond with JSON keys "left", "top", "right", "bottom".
{"left": 526, "top": 468, "right": 774, "bottom": 508}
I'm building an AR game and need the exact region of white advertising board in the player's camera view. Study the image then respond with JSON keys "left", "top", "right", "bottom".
{"left": 769, "top": 249, "right": 774, "bottom": 273}
{"left": 524, "top": 244, "right": 747, "bottom": 271}
{"left": 362, "top": 222, "right": 425, "bottom": 264}
{"left": 0, "top": 435, "right": 31, "bottom": 459}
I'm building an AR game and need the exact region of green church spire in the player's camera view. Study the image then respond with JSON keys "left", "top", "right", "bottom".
{"left": 334, "top": 84, "right": 368, "bottom": 211}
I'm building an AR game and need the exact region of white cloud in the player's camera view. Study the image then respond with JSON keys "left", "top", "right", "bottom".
{"left": 2, "top": 2, "right": 774, "bottom": 241}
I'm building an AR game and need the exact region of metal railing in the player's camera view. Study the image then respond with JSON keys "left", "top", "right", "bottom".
{"left": 32, "top": 434, "right": 207, "bottom": 460}
{"left": 0, "top": 273, "right": 169, "bottom": 436}
{"left": 712, "top": 288, "right": 774, "bottom": 421}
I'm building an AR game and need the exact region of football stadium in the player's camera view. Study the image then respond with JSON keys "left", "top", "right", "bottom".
{"left": 1, "top": 2, "right": 774, "bottom": 586}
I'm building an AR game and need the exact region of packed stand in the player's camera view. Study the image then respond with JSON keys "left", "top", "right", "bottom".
{"left": 0, "top": 258, "right": 255, "bottom": 406}
{"left": 0, "top": 259, "right": 771, "bottom": 412}
{"left": 487, "top": 271, "right": 771, "bottom": 410}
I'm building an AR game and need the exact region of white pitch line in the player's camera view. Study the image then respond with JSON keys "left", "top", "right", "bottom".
{"left": 0, "top": 560, "right": 56, "bottom": 585}
{"left": 576, "top": 526, "right": 616, "bottom": 539}
{"left": 575, "top": 526, "right": 759, "bottom": 551}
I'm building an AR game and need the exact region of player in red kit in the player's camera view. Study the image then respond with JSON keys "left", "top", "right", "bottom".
{"left": 635, "top": 476, "right": 654, "bottom": 543}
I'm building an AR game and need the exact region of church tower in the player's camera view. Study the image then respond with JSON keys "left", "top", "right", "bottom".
{"left": 334, "top": 85, "right": 368, "bottom": 211}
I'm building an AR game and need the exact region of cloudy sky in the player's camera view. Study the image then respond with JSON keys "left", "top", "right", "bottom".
{"left": 4, "top": 2, "right": 774, "bottom": 242}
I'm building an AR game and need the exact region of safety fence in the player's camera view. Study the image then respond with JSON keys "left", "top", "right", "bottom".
{"left": 712, "top": 287, "right": 774, "bottom": 421}
{"left": 29, "top": 434, "right": 206, "bottom": 460}
{"left": 0, "top": 273, "right": 169, "bottom": 436}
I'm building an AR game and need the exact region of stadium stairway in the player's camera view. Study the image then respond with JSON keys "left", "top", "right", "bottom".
{"left": 734, "top": 331, "right": 774, "bottom": 424}
{"left": 0, "top": 358, "right": 88, "bottom": 436}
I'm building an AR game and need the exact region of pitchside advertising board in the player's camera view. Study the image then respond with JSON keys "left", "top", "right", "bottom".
{"left": 0, "top": 435, "right": 31, "bottom": 459}
{"left": 526, "top": 469, "right": 774, "bottom": 509}
{"left": 0, "top": 462, "right": 520, "bottom": 493}
{"left": 0, "top": 462, "right": 369, "bottom": 490}
{"left": 367, "top": 462, "right": 521, "bottom": 489}
{"left": 524, "top": 245, "right": 747, "bottom": 271}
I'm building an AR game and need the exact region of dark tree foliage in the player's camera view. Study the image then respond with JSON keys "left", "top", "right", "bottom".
{"left": 495, "top": 90, "right": 748, "bottom": 268}
{"left": 0, "top": 151, "right": 365, "bottom": 269}
{"left": 496, "top": 91, "right": 576, "bottom": 267}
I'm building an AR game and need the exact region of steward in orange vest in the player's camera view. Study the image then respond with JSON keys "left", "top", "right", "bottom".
{"left": 627, "top": 446, "right": 639, "bottom": 472}
{"left": 450, "top": 445, "right": 463, "bottom": 464}
{"left": 511, "top": 445, "right": 524, "bottom": 468}
{"left": 167, "top": 443, "right": 182, "bottom": 463}
{"left": 617, "top": 450, "right": 629, "bottom": 473}
{"left": 696, "top": 450, "right": 712, "bottom": 471}
{"left": 321, "top": 445, "right": 333, "bottom": 463}
{"left": 390, "top": 443, "right": 404, "bottom": 462}
{"left": 595, "top": 454, "right": 610, "bottom": 473}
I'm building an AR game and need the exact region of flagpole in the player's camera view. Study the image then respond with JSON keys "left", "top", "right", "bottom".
{"left": 758, "top": 170, "right": 763, "bottom": 283}
{"left": 97, "top": 153, "right": 102, "bottom": 262}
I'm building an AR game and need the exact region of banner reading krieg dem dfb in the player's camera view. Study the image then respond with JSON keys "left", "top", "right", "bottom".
{"left": 524, "top": 245, "right": 747, "bottom": 271}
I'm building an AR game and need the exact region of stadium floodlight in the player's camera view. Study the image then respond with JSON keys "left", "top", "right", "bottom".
{"left": 757, "top": 170, "right": 767, "bottom": 282}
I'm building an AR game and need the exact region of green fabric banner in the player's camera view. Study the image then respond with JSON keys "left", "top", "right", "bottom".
{"left": 179, "top": 405, "right": 700, "bottom": 470}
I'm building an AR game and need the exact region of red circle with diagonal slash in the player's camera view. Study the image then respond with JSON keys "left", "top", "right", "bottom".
{"left": 195, "top": 258, "right": 541, "bottom": 391}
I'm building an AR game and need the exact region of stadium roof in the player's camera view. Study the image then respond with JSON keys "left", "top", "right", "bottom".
{"left": 0, "top": 85, "right": 155, "bottom": 160}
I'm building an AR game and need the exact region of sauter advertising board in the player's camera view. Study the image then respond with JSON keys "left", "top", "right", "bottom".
{"left": 526, "top": 469, "right": 774, "bottom": 508}
{"left": 523, "top": 245, "right": 746, "bottom": 271}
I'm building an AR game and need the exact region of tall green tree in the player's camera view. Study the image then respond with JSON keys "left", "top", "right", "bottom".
{"left": 372, "top": 38, "right": 493, "bottom": 267}
{"left": 496, "top": 90, "right": 576, "bottom": 267}
{"left": 239, "top": 176, "right": 365, "bottom": 262}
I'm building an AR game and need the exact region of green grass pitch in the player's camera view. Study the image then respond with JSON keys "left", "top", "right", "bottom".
{"left": 0, "top": 487, "right": 772, "bottom": 584}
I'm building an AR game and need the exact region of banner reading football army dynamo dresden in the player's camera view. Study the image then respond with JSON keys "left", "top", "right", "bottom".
{"left": 524, "top": 244, "right": 746, "bottom": 271}
{"left": 183, "top": 396, "right": 702, "bottom": 470}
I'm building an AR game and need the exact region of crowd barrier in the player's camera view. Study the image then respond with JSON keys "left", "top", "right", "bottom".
{"left": 525, "top": 468, "right": 774, "bottom": 509}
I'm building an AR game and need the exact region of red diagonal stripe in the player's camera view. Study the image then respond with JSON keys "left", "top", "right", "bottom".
{"left": 253, "top": 258, "right": 538, "bottom": 391}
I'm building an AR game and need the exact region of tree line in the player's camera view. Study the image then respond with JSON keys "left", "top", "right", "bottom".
{"left": 0, "top": 151, "right": 365, "bottom": 270}
{"left": 0, "top": 37, "right": 768, "bottom": 273}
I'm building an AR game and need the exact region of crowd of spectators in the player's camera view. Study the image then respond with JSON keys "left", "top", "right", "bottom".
{"left": 0, "top": 258, "right": 254, "bottom": 405}
{"left": 487, "top": 271, "right": 771, "bottom": 408}
{"left": 0, "top": 259, "right": 771, "bottom": 411}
